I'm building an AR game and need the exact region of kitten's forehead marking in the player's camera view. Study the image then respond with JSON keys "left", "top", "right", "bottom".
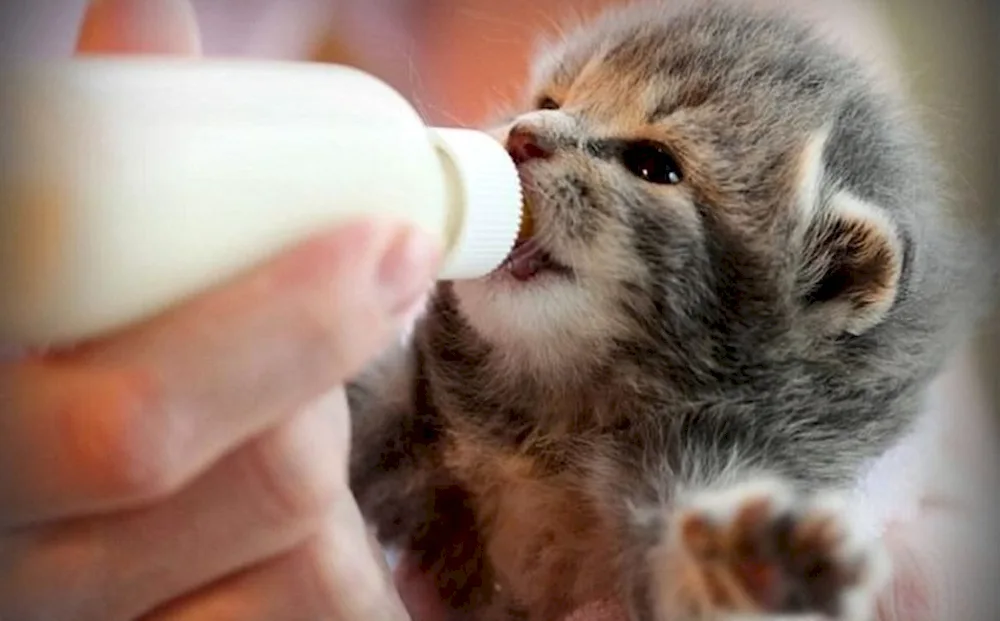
{"left": 639, "top": 83, "right": 669, "bottom": 125}
{"left": 572, "top": 79, "right": 657, "bottom": 135}
{"left": 536, "top": 33, "right": 712, "bottom": 135}
{"left": 535, "top": 37, "right": 656, "bottom": 133}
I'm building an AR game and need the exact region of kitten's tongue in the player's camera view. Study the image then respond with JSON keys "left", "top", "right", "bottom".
{"left": 506, "top": 241, "right": 546, "bottom": 281}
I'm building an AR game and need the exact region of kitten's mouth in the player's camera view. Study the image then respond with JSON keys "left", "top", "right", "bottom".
{"left": 490, "top": 173, "right": 572, "bottom": 283}
{"left": 498, "top": 238, "right": 572, "bottom": 282}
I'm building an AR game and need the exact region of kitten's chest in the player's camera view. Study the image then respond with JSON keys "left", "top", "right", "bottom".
{"left": 441, "top": 428, "right": 622, "bottom": 618}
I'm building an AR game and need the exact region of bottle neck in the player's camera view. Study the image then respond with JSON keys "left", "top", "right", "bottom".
{"left": 427, "top": 127, "right": 523, "bottom": 281}
{"left": 433, "top": 143, "right": 466, "bottom": 268}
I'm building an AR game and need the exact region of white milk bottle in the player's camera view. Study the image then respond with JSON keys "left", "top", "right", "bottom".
{"left": 0, "top": 58, "right": 525, "bottom": 346}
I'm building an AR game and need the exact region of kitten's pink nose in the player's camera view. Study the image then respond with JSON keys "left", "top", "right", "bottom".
{"left": 506, "top": 125, "right": 552, "bottom": 164}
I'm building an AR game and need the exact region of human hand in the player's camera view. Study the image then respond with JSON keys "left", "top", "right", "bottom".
{"left": 0, "top": 2, "right": 440, "bottom": 619}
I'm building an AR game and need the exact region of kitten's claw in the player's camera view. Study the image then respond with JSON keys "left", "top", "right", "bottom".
{"left": 661, "top": 479, "right": 887, "bottom": 621}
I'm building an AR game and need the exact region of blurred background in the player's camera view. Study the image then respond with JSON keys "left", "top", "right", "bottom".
{"left": 3, "top": 0, "right": 999, "bottom": 605}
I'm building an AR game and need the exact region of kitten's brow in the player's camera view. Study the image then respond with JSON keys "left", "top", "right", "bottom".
{"left": 647, "top": 103, "right": 676, "bottom": 125}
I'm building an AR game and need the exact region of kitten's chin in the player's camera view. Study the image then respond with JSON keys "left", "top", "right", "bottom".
{"left": 451, "top": 275, "right": 581, "bottom": 340}
{"left": 450, "top": 270, "right": 619, "bottom": 363}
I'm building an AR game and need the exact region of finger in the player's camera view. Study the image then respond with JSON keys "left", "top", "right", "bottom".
{"left": 0, "top": 222, "right": 439, "bottom": 526}
{"left": 0, "top": 389, "right": 372, "bottom": 621}
{"left": 142, "top": 502, "right": 408, "bottom": 621}
{"left": 75, "top": 0, "right": 202, "bottom": 56}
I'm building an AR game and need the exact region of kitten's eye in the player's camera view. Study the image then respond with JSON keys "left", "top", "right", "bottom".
{"left": 621, "top": 142, "right": 683, "bottom": 185}
{"left": 536, "top": 96, "right": 560, "bottom": 111}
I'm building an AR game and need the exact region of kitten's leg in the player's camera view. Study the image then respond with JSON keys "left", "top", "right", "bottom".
{"left": 347, "top": 341, "right": 434, "bottom": 545}
{"left": 348, "top": 343, "right": 503, "bottom": 620}
{"left": 644, "top": 477, "right": 889, "bottom": 621}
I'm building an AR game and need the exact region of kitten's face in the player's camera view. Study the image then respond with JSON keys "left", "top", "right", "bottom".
{"left": 449, "top": 4, "right": 908, "bottom": 375}
{"left": 454, "top": 77, "right": 703, "bottom": 362}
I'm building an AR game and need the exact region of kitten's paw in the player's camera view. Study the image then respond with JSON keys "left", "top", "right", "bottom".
{"left": 657, "top": 479, "right": 887, "bottom": 621}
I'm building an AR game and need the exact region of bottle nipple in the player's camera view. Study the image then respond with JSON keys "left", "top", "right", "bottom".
{"left": 517, "top": 198, "right": 534, "bottom": 244}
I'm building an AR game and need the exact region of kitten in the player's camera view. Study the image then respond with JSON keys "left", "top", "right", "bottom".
{"left": 348, "top": 2, "right": 980, "bottom": 620}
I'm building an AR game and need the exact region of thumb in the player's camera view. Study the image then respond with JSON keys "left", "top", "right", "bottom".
{"left": 75, "top": 0, "right": 202, "bottom": 56}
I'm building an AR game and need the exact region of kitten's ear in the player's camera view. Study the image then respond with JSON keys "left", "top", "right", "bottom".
{"left": 794, "top": 131, "right": 904, "bottom": 336}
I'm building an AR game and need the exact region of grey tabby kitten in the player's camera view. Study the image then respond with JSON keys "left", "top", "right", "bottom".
{"left": 348, "top": 2, "right": 979, "bottom": 620}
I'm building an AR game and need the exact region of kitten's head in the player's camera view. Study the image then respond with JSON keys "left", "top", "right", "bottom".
{"left": 445, "top": 1, "right": 963, "bottom": 387}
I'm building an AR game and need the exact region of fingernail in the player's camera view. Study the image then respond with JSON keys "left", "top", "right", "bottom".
{"left": 77, "top": 0, "right": 201, "bottom": 56}
{"left": 376, "top": 227, "right": 441, "bottom": 316}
